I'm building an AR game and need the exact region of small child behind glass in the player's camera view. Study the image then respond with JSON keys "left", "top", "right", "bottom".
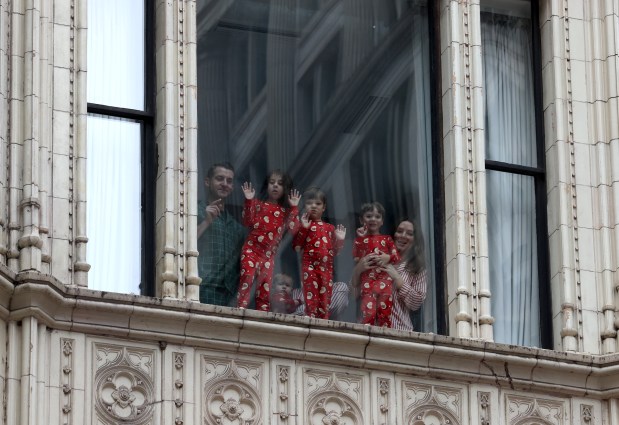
{"left": 353, "top": 202, "right": 400, "bottom": 327}
{"left": 293, "top": 187, "right": 346, "bottom": 319}
{"left": 270, "top": 273, "right": 301, "bottom": 314}
{"left": 236, "top": 170, "right": 301, "bottom": 311}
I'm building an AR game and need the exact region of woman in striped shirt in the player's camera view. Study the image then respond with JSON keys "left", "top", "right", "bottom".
{"left": 354, "top": 219, "right": 427, "bottom": 331}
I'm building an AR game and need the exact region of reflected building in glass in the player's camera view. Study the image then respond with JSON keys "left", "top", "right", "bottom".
{"left": 196, "top": 0, "right": 438, "bottom": 332}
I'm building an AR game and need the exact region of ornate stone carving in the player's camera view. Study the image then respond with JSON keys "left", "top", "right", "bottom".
{"left": 61, "top": 338, "right": 74, "bottom": 424}
{"left": 204, "top": 381, "right": 261, "bottom": 424}
{"left": 581, "top": 404, "right": 592, "bottom": 423}
{"left": 506, "top": 394, "right": 564, "bottom": 425}
{"left": 304, "top": 369, "right": 365, "bottom": 425}
{"left": 308, "top": 394, "right": 363, "bottom": 425}
{"left": 403, "top": 381, "right": 461, "bottom": 425}
{"left": 174, "top": 352, "right": 185, "bottom": 425}
{"left": 94, "top": 344, "right": 155, "bottom": 424}
{"left": 202, "top": 356, "right": 264, "bottom": 424}
{"left": 276, "top": 366, "right": 292, "bottom": 422}
{"left": 479, "top": 391, "right": 491, "bottom": 425}
{"left": 377, "top": 378, "right": 390, "bottom": 424}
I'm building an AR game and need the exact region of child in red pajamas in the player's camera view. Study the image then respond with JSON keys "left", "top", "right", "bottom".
{"left": 236, "top": 170, "right": 301, "bottom": 311}
{"left": 293, "top": 187, "right": 346, "bottom": 319}
{"left": 270, "top": 273, "right": 301, "bottom": 314}
{"left": 353, "top": 202, "right": 400, "bottom": 327}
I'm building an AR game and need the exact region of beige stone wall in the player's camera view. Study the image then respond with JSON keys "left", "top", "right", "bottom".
{"left": 540, "top": 1, "right": 619, "bottom": 354}
{"left": 3, "top": 276, "right": 619, "bottom": 425}
{"left": 2, "top": 0, "right": 619, "bottom": 422}
{"left": 0, "top": 0, "right": 88, "bottom": 287}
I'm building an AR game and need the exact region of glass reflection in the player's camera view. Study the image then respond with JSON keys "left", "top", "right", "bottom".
{"left": 196, "top": 0, "right": 436, "bottom": 333}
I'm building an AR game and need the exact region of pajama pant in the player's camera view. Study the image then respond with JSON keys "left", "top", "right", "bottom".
{"left": 237, "top": 245, "right": 275, "bottom": 311}
{"left": 359, "top": 278, "right": 393, "bottom": 327}
{"left": 302, "top": 259, "right": 333, "bottom": 319}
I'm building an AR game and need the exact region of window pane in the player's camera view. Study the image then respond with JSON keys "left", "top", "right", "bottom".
{"left": 196, "top": 0, "right": 437, "bottom": 333}
{"left": 87, "top": 0, "right": 145, "bottom": 110}
{"left": 487, "top": 170, "right": 539, "bottom": 346}
{"left": 87, "top": 115, "right": 142, "bottom": 294}
{"left": 481, "top": 6, "right": 537, "bottom": 167}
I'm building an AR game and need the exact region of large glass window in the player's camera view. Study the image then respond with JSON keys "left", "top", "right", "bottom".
{"left": 87, "top": 0, "right": 155, "bottom": 294}
{"left": 482, "top": 0, "right": 551, "bottom": 347}
{"left": 196, "top": 0, "right": 439, "bottom": 333}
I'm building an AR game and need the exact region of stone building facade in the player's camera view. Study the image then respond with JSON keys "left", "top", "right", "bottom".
{"left": 1, "top": 0, "right": 619, "bottom": 424}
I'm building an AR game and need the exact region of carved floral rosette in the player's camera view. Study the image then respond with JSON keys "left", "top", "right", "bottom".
{"left": 304, "top": 369, "right": 365, "bottom": 425}
{"left": 403, "top": 381, "right": 462, "bottom": 425}
{"left": 204, "top": 380, "right": 262, "bottom": 424}
{"left": 307, "top": 393, "right": 363, "bottom": 425}
{"left": 93, "top": 345, "right": 155, "bottom": 424}
{"left": 202, "top": 357, "right": 263, "bottom": 424}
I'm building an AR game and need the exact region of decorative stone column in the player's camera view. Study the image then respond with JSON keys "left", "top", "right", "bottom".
{"left": 540, "top": 0, "right": 590, "bottom": 352}
{"left": 155, "top": 0, "right": 200, "bottom": 300}
{"left": 576, "top": 1, "right": 619, "bottom": 354}
{"left": 1, "top": 0, "right": 90, "bottom": 287}
{"left": 441, "top": 0, "right": 493, "bottom": 340}
{"left": 0, "top": 0, "right": 9, "bottom": 265}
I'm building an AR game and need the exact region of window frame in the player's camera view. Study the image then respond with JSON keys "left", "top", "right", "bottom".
{"left": 194, "top": 0, "right": 447, "bottom": 334}
{"left": 482, "top": 0, "right": 552, "bottom": 348}
{"left": 86, "top": 0, "right": 156, "bottom": 296}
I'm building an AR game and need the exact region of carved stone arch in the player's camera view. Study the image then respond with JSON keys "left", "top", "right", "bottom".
{"left": 408, "top": 405, "right": 460, "bottom": 425}
{"left": 204, "top": 378, "right": 262, "bottom": 425}
{"left": 307, "top": 391, "right": 364, "bottom": 425}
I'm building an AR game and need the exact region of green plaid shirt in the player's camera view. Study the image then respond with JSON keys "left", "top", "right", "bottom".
{"left": 197, "top": 201, "right": 246, "bottom": 306}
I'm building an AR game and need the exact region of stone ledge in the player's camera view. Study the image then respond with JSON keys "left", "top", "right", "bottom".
{"left": 5, "top": 270, "right": 619, "bottom": 398}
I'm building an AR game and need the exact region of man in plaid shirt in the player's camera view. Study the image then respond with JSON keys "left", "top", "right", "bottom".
{"left": 198, "top": 163, "right": 245, "bottom": 306}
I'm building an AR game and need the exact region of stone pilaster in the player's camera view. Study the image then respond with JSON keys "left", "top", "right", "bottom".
{"left": 540, "top": 0, "right": 594, "bottom": 351}
{"left": 578, "top": 0, "right": 619, "bottom": 354}
{"left": 441, "top": 0, "right": 492, "bottom": 340}
{"left": 48, "top": 0, "right": 90, "bottom": 287}
{"left": 0, "top": 0, "right": 9, "bottom": 266}
{"left": 155, "top": 0, "right": 198, "bottom": 300}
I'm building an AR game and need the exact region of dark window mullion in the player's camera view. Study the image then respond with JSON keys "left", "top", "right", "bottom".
{"left": 87, "top": 103, "right": 153, "bottom": 121}
{"left": 485, "top": 159, "right": 544, "bottom": 177}
{"left": 142, "top": 0, "right": 156, "bottom": 296}
{"left": 530, "top": 0, "right": 552, "bottom": 349}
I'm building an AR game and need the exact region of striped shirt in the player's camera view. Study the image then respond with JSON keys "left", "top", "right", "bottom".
{"left": 292, "top": 281, "right": 350, "bottom": 320}
{"left": 390, "top": 263, "right": 427, "bottom": 331}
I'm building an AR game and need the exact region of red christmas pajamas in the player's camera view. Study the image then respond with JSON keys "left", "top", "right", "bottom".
{"left": 353, "top": 235, "right": 400, "bottom": 327}
{"left": 293, "top": 221, "right": 343, "bottom": 319}
{"left": 237, "top": 199, "right": 298, "bottom": 311}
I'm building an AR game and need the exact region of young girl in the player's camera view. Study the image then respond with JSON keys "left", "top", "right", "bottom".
{"left": 236, "top": 170, "right": 301, "bottom": 311}
{"left": 293, "top": 187, "right": 346, "bottom": 319}
{"left": 352, "top": 202, "right": 400, "bottom": 327}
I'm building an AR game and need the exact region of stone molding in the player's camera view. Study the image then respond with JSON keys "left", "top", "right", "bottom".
{"left": 5, "top": 270, "right": 619, "bottom": 399}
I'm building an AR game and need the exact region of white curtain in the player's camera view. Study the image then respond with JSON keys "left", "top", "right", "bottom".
{"left": 87, "top": 0, "right": 144, "bottom": 109}
{"left": 87, "top": 0, "right": 144, "bottom": 293}
{"left": 87, "top": 116, "right": 142, "bottom": 294}
{"left": 482, "top": 12, "right": 540, "bottom": 346}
